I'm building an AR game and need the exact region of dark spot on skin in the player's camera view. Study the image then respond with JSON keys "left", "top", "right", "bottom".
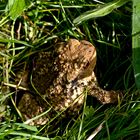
{"left": 84, "top": 61, "right": 90, "bottom": 68}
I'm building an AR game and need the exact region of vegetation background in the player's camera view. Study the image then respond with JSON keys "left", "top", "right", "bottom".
{"left": 0, "top": 0, "right": 140, "bottom": 139}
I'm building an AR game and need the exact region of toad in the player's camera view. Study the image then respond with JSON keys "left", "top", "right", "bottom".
{"left": 18, "top": 39, "right": 122, "bottom": 125}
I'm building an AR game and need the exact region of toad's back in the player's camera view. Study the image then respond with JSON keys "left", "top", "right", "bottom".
{"left": 32, "top": 39, "right": 97, "bottom": 112}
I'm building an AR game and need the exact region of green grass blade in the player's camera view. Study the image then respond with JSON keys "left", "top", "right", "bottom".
{"left": 73, "top": 0, "right": 131, "bottom": 25}
{"left": 132, "top": 0, "right": 140, "bottom": 89}
{"left": 8, "top": 0, "right": 26, "bottom": 20}
{"left": 0, "top": 38, "right": 33, "bottom": 47}
{"left": 6, "top": 131, "right": 51, "bottom": 140}
{"left": 15, "top": 123, "right": 38, "bottom": 132}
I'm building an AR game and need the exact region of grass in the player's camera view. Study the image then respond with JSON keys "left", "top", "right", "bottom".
{"left": 0, "top": 0, "right": 140, "bottom": 139}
